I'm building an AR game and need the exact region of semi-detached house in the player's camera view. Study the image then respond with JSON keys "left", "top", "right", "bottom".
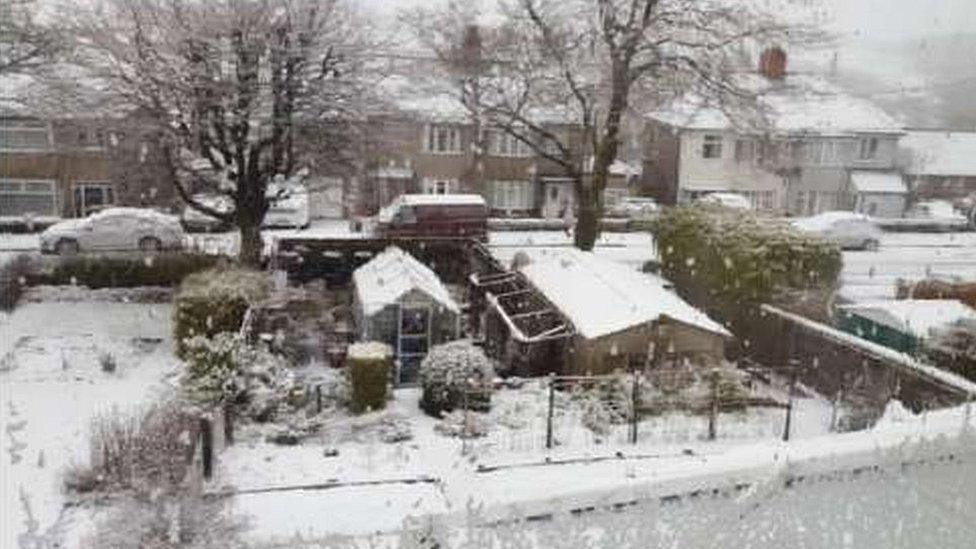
{"left": 642, "top": 54, "right": 906, "bottom": 217}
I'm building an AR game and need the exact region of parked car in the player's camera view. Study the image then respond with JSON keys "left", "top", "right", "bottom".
{"left": 695, "top": 192, "right": 752, "bottom": 210}
{"left": 263, "top": 184, "right": 311, "bottom": 229}
{"left": 181, "top": 194, "right": 233, "bottom": 232}
{"left": 376, "top": 194, "right": 488, "bottom": 239}
{"left": 792, "top": 211, "right": 882, "bottom": 251}
{"left": 40, "top": 207, "right": 185, "bottom": 255}
{"left": 904, "top": 200, "right": 967, "bottom": 223}
{"left": 607, "top": 196, "right": 660, "bottom": 219}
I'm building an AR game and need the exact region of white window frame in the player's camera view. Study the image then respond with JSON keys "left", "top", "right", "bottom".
{"left": 0, "top": 124, "right": 52, "bottom": 152}
{"left": 423, "top": 124, "right": 462, "bottom": 155}
{"left": 491, "top": 180, "right": 533, "bottom": 212}
{"left": 858, "top": 137, "right": 879, "bottom": 160}
{"left": 488, "top": 130, "right": 532, "bottom": 158}
{"left": 0, "top": 178, "right": 58, "bottom": 217}
{"left": 421, "top": 178, "right": 458, "bottom": 195}
{"left": 702, "top": 134, "right": 723, "bottom": 159}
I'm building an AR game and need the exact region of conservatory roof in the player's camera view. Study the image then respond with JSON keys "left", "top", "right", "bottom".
{"left": 838, "top": 300, "right": 976, "bottom": 339}
{"left": 519, "top": 249, "right": 730, "bottom": 340}
{"left": 353, "top": 246, "right": 459, "bottom": 316}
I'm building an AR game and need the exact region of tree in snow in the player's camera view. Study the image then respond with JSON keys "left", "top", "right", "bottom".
{"left": 57, "top": 0, "right": 372, "bottom": 265}
{"left": 0, "top": 0, "right": 63, "bottom": 75}
{"left": 409, "top": 0, "right": 825, "bottom": 250}
{"left": 419, "top": 340, "right": 495, "bottom": 417}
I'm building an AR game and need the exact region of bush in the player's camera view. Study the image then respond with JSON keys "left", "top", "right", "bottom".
{"left": 0, "top": 254, "right": 34, "bottom": 311}
{"left": 66, "top": 399, "right": 196, "bottom": 495}
{"left": 419, "top": 341, "right": 494, "bottom": 417}
{"left": 924, "top": 318, "right": 976, "bottom": 381}
{"left": 33, "top": 253, "right": 218, "bottom": 289}
{"left": 181, "top": 332, "right": 296, "bottom": 420}
{"left": 650, "top": 206, "right": 841, "bottom": 342}
{"left": 173, "top": 267, "right": 271, "bottom": 358}
{"left": 347, "top": 342, "right": 392, "bottom": 413}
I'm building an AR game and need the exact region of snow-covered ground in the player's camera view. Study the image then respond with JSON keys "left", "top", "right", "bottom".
{"left": 488, "top": 231, "right": 657, "bottom": 270}
{"left": 841, "top": 231, "right": 976, "bottom": 302}
{"left": 0, "top": 295, "right": 179, "bottom": 547}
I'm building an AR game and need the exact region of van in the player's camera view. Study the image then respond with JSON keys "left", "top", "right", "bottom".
{"left": 377, "top": 194, "right": 488, "bottom": 239}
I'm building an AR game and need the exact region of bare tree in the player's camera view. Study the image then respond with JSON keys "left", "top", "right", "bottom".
{"left": 0, "top": 0, "right": 62, "bottom": 75}
{"left": 58, "top": 0, "right": 371, "bottom": 265}
{"left": 412, "top": 0, "right": 824, "bottom": 250}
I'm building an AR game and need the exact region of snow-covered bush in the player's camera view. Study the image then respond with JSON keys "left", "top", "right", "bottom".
{"left": 347, "top": 342, "right": 393, "bottom": 413}
{"left": 174, "top": 267, "right": 270, "bottom": 358}
{"left": 651, "top": 206, "right": 840, "bottom": 341}
{"left": 924, "top": 318, "right": 976, "bottom": 381}
{"left": 419, "top": 341, "right": 495, "bottom": 417}
{"left": 181, "top": 332, "right": 297, "bottom": 421}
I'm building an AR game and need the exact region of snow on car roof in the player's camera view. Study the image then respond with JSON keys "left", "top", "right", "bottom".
{"left": 838, "top": 299, "right": 976, "bottom": 340}
{"left": 519, "top": 249, "right": 730, "bottom": 340}
{"left": 397, "top": 194, "right": 487, "bottom": 207}
{"left": 697, "top": 192, "right": 752, "bottom": 209}
{"left": 849, "top": 171, "right": 907, "bottom": 194}
{"left": 792, "top": 211, "right": 873, "bottom": 231}
{"left": 648, "top": 74, "right": 902, "bottom": 135}
{"left": 902, "top": 130, "right": 976, "bottom": 177}
{"left": 353, "top": 246, "right": 459, "bottom": 316}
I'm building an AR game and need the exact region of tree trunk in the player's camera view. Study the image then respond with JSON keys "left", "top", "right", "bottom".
{"left": 575, "top": 181, "right": 599, "bottom": 250}
{"left": 238, "top": 221, "right": 263, "bottom": 267}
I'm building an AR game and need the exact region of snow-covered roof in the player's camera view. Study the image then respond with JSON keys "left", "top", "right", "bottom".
{"left": 648, "top": 74, "right": 902, "bottom": 136}
{"left": 518, "top": 249, "right": 730, "bottom": 340}
{"left": 902, "top": 130, "right": 976, "bottom": 177}
{"left": 850, "top": 171, "right": 907, "bottom": 194}
{"left": 353, "top": 246, "right": 459, "bottom": 316}
{"left": 838, "top": 299, "right": 976, "bottom": 340}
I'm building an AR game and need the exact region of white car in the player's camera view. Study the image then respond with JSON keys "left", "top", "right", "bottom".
{"left": 263, "top": 184, "right": 310, "bottom": 229}
{"left": 905, "top": 200, "right": 967, "bottom": 223}
{"left": 792, "top": 211, "right": 882, "bottom": 251}
{"left": 181, "top": 194, "right": 234, "bottom": 232}
{"left": 607, "top": 197, "right": 660, "bottom": 219}
{"left": 695, "top": 192, "right": 752, "bottom": 210}
{"left": 40, "top": 207, "right": 185, "bottom": 255}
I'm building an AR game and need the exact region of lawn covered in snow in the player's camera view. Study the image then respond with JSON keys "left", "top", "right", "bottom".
{"left": 0, "top": 293, "right": 179, "bottom": 547}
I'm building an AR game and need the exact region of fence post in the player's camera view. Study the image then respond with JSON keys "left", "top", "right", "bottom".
{"left": 223, "top": 404, "right": 234, "bottom": 446}
{"left": 829, "top": 389, "right": 842, "bottom": 433}
{"left": 546, "top": 373, "right": 555, "bottom": 450}
{"left": 783, "top": 359, "right": 799, "bottom": 442}
{"left": 199, "top": 417, "right": 213, "bottom": 480}
{"left": 708, "top": 369, "right": 718, "bottom": 441}
{"left": 316, "top": 384, "right": 323, "bottom": 414}
{"left": 631, "top": 370, "right": 639, "bottom": 445}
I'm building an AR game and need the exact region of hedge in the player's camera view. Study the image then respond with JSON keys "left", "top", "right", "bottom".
{"left": 31, "top": 254, "right": 219, "bottom": 289}
{"left": 173, "top": 267, "right": 271, "bottom": 358}
{"left": 650, "top": 206, "right": 841, "bottom": 343}
{"left": 347, "top": 342, "right": 392, "bottom": 413}
{"left": 0, "top": 254, "right": 34, "bottom": 311}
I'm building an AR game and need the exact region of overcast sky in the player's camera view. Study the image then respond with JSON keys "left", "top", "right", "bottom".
{"left": 359, "top": 0, "right": 976, "bottom": 40}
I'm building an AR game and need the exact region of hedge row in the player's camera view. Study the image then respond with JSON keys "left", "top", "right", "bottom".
{"left": 650, "top": 206, "right": 841, "bottom": 341}
{"left": 31, "top": 254, "right": 220, "bottom": 289}
{"left": 347, "top": 343, "right": 393, "bottom": 413}
{"left": 173, "top": 267, "right": 271, "bottom": 358}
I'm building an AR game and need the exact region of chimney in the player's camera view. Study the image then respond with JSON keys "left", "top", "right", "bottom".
{"left": 759, "top": 47, "right": 787, "bottom": 80}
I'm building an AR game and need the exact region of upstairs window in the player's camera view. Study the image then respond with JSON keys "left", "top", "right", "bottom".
{"left": 858, "top": 137, "right": 879, "bottom": 160}
{"left": 488, "top": 130, "right": 532, "bottom": 157}
{"left": 0, "top": 124, "right": 51, "bottom": 150}
{"left": 702, "top": 135, "right": 723, "bottom": 159}
{"left": 424, "top": 125, "right": 462, "bottom": 154}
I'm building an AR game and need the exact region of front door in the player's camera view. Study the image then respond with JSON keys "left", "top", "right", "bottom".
{"left": 543, "top": 182, "right": 574, "bottom": 219}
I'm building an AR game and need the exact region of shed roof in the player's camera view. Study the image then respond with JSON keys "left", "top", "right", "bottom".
{"left": 838, "top": 299, "right": 976, "bottom": 340}
{"left": 353, "top": 247, "right": 459, "bottom": 316}
{"left": 518, "top": 249, "right": 730, "bottom": 340}
{"left": 850, "top": 171, "right": 907, "bottom": 194}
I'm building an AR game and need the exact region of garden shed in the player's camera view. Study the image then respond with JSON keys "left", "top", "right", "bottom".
{"left": 352, "top": 246, "right": 461, "bottom": 384}
{"left": 837, "top": 299, "right": 976, "bottom": 355}
{"left": 480, "top": 249, "right": 731, "bottom": 376}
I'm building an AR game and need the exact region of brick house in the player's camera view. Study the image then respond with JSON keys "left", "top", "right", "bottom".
{"left": 642, "top": 54, "right": 905, "bottom": 216}
{"left": 1, "top": 114, "right": 174, "bottom": 223}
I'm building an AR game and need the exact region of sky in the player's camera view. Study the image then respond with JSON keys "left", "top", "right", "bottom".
{"left": 359, "top": 0, "right": 976, "bottom": 40}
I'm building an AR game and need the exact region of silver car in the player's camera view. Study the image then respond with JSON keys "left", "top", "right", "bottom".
{"left": 791, "top": 211, "right": 882, "bottom": 251}
{"left": 39, "top": 207, "right": 185, "bottom": 255}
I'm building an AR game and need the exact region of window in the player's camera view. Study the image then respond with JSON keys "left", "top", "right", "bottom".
{"left": 858, "top": 137, "right": 879, "bottom": 160}
{"left": 702, "top": 135, "right": 723, "bottom": 159}
{"left": 422, "top": 178, "right": 458, "bottom": 195}
{"left": 487, "top": 130, "right": 532, "bottom": 157}
{"left": 424, "top": 124, "right": 462, "bottom": 154}
{"left": 0, "top": 179, "right": 57, "bottom": 217}
{"left": 0, "top": 124, "right": 51, "bottom": 150}
{"left": 73, "top": 182, "right": 114, "bottom": 217}
{"left": 492, "top": 180, "right": 534, "bottom": 212}
{"left": 806, "top": 141, "right": 840, "bottom": 165}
